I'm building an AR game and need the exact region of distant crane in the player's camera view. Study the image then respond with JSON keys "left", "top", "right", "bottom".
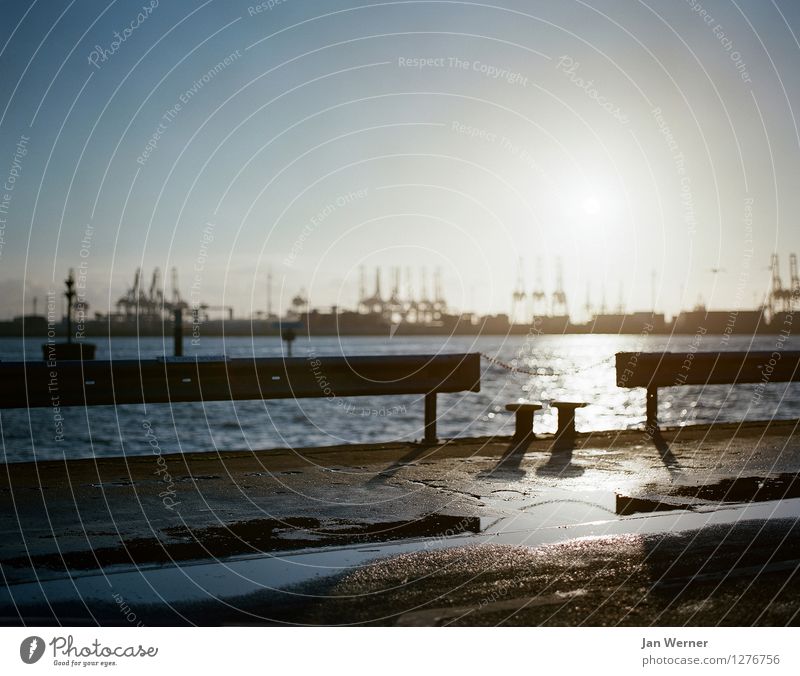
{"left": 352, "top": 265, "right": 446, "bottom": 322}
{"left": 388, "top": 267, "right": 404, "bottom": 320}
{"left": 584, "top": 283, "right": 593, "bottom": 320}
{"left": 530, "top": 257, "right": 547, "bottom": 317}
{"left": 598, "top": 282, "right": 607, "bottom": 315}
{"left": 115, "top": 268, "right": 142, "bottom": 317}
{"left": 171, "top": 267, "right": 187, "bottom": 310}
{"left": 357, "top": 266, "right": 366, "bottom": 313}
{"left": 148, "top": 268, "right": 161, "bottom": 307}
{"left": 417, "top": 268, "right": 433, "bottom": 323}
{"left": 768, "top": 254, "right": 792, "bottom": 315}
{"left": 432, "top": 267, "right": 447, "bottom": 317}
{"left": 115, "top": 266, "right": 188, "bottom": 319}
{"left": 551, "top": 259, "right": 568, "bottom": 317}
{"left": 770, "top": 254, "right": 783, "bottom": 314}
{"left": 511, "top": 257, "right": 527, "bottom": 322}
{"left": 360, "top": 269, "right": 384, "bottom": 316}
{"left": 790, "top": 253, "right": 800, "bottom": 309}
{"left": 404, "top": 266, "right": 418, "bottom": 322}
{"left": 266, "top": 267, "right": 274, "bottom": 319}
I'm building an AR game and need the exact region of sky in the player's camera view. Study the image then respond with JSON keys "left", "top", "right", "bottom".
{"left": 1, "top": 0, "right": 800, "bottom": 320}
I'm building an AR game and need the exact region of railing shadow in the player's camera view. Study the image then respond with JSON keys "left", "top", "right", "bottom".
{"left": 367, "top": 444, "right": 431, "bottom": 485}
{"left": 649, "top": 429, "right": 683, "bottom": 476}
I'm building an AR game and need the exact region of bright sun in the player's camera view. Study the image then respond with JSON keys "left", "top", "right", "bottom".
{"left": 582, "top": 195, "right": 603, "bottom": 216}
{"left": 579, "top": 187, "right": 621, "bottom": 219}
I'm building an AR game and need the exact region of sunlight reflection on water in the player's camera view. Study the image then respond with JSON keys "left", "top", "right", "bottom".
{"left": 0, "top": 334, "right": 797, "bottom": 462}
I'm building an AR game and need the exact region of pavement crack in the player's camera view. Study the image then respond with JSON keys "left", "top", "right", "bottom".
{"left": 396, "top": 477, "right": 483, "bottom": 501}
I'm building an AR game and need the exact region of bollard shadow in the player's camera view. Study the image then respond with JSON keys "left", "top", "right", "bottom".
{"left": 536, "top": 442, "right": 585, "bottom": 478}
{"left": 481, "top": 437, "right": 534, "bottom": 479}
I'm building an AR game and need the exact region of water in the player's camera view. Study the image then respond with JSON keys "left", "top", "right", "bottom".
{"left": 1, "top": 333, "right": 798, "bottom": 463}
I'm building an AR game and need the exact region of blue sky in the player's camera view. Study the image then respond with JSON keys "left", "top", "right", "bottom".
{"left": 1, "top": 0, "right": 799, "bottom": 319}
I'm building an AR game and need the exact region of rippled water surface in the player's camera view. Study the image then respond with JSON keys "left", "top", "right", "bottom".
{"left": 1, "top": 334, "right": 797, "bottom": 462}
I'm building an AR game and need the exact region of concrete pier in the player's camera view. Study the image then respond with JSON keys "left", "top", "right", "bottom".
{"left": 1, "top": 419, "right": 799, "bottom": 625}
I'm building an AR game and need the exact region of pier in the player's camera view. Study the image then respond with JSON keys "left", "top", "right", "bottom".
{"left": 2, "top": 420, "right": 799, "bottom": 625}
{"left": 1, "top": 349, "right": 799, "bottom": 625}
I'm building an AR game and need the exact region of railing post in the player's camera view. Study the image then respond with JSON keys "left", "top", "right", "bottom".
{"left": 173, "top": 308, "right": 183, "bottom": 357}
{"left": 646, "top": 385, "right": 658, "bottom": 432}
{"left": 281, "top": 327, "right": 296, "bottom": 357}
{"left": 424, "top": 392, "right": 437, "bottom": 444}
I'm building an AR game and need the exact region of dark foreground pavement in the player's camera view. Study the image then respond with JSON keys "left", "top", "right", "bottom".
{"left": 1, "top": 420, "right": 799, "bottom": 625}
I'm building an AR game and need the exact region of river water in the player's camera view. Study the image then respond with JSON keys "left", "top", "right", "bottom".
{"left": 1, "top": 333, "right": 797, "bottom": 463}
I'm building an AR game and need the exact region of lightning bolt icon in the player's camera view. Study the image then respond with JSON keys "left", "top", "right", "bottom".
{"left": 28, "top": 638, "right": 37, "bottom": 659}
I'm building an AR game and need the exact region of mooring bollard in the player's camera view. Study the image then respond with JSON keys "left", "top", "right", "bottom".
{"left": 174, "top": 307, "right": 183, "bottom": 357}
{"left": 551, "top": 401, "right": 587, "bottom": 448}
{"left": 505, "top": 402, "right": 543, "bottom": 441}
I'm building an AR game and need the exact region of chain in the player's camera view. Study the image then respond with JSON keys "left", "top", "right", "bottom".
{"left": 480, "top": 352, "right": 613, "bottom": 377}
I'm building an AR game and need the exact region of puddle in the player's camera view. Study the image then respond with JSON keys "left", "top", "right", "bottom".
{"left": 4, "top": 497, "right": 799, "bottom": 617}
{"left": 616, "top": 473, "right": 800, "bottom": 515}
{"left": 668, "top": 473, "right": 800, "bottom": 502}
{"left": 1, "top": 514, "right": 481, "bottom": 573}
{"left": 615, "top": 495, "right": 686, "bottom": 516}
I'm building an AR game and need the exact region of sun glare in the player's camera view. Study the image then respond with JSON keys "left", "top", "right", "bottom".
{"left": 578, "top": 185, "right": 623, "bottom": 220}
{"left": 582, "top": 195, "right": 603, "bottom": 216}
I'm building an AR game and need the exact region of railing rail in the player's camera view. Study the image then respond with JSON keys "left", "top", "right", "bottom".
{"left": 0, "top": 353, "right": 481, "bottom": 444}
{"left": 616, "top": 350, "right": 800, "bottom": 429}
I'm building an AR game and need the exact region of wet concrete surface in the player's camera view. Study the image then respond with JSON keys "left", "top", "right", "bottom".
{"left": 1, "top": 419, "right": 799, "bottom": 625}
